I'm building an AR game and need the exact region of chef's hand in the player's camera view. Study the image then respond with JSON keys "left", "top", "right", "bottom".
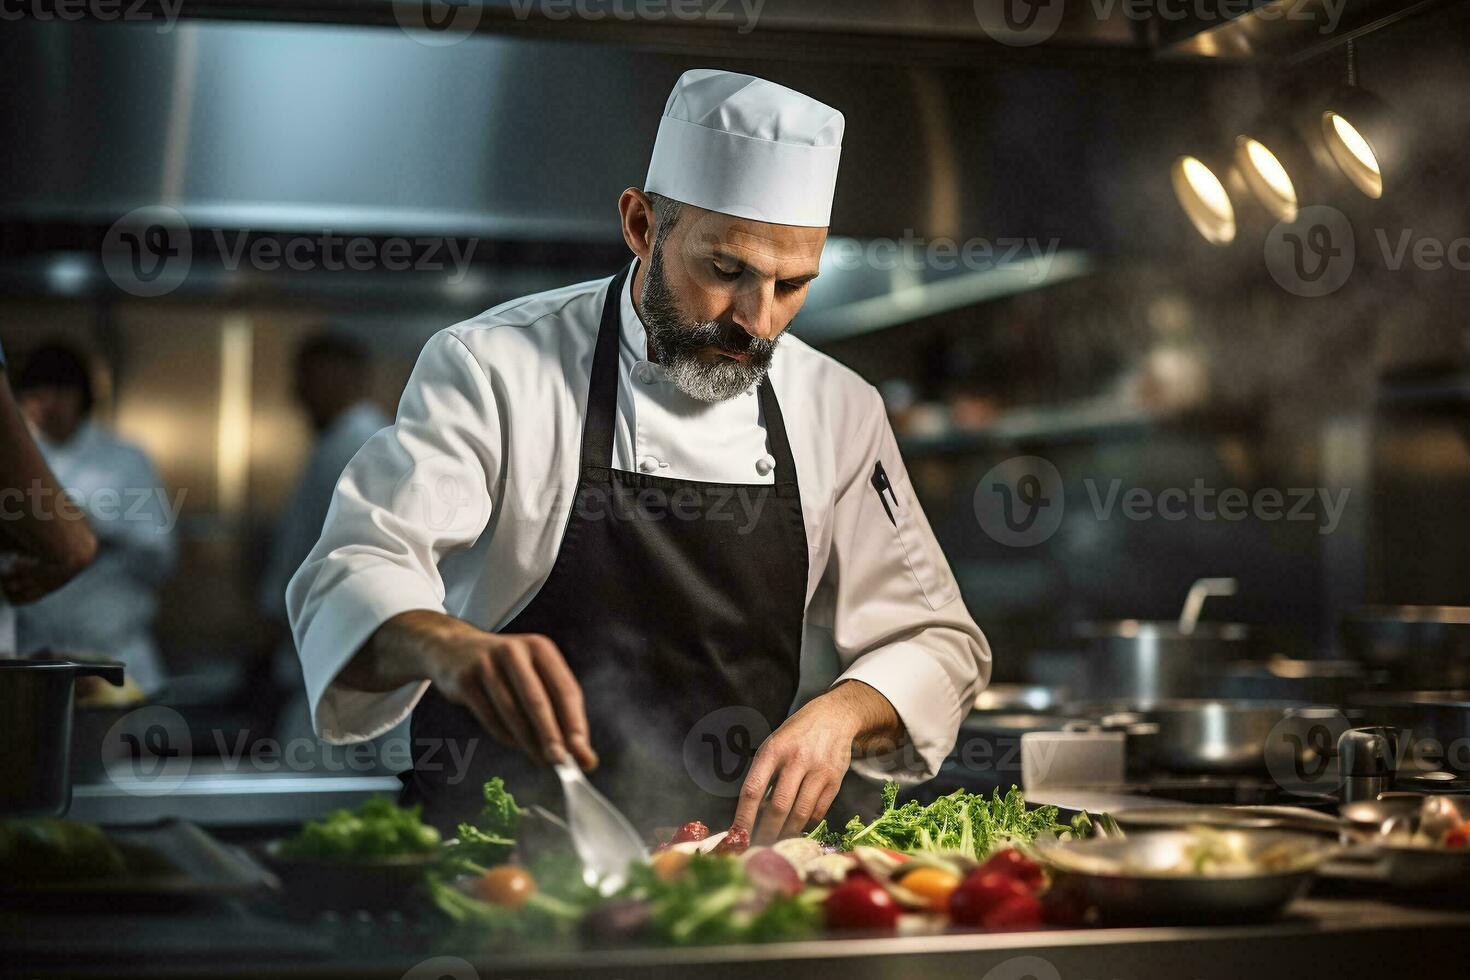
{"left": 733, "top": 680, "right": 902, "bottom": 844}
{"left": 351, "top": 610, "right": 598, "bottom": 770}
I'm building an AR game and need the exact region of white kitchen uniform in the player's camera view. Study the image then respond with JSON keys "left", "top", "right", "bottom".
{"left": 17, "top": 422, "right": 176, "bottom": 693}
{"left": 288, "top": 263, "right": 991, "bottom": 782}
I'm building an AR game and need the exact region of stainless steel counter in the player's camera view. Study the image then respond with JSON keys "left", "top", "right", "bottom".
{"left": 65, "top": 761, "right": 403, "bottom": 829}
{"left": 7, "top": 893, "right": 1467, "bottom": 979}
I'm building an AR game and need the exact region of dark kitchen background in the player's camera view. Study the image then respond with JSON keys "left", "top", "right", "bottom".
{"left": 1, "top": 1, "right": 1468, "bottom": 784}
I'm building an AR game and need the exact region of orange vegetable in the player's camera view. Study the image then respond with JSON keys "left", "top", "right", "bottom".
{"left": 473, "top": 865, "right": 536, "bottom": 908}
{"left": 651, "top": 848, "right": 693, "bottom": 882}
{"left": 899, "top": 866, "right": 962, "bottom": 912}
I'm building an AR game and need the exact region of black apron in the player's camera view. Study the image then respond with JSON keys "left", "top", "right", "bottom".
{"left": 404, "top": 267, "right": 809, "bottom": 834}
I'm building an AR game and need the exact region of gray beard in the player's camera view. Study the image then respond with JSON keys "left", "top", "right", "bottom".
{"left": 638, "top": 246, "right": 778, "bottom": 403}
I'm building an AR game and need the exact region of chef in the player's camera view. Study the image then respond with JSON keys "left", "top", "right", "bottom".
{"left": 288, "top": 69, "right": 990, "bottom": 840}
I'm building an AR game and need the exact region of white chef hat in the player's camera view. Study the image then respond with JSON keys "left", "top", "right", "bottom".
{"left": 645, "top": 69, "right": 845, "bottom": 228}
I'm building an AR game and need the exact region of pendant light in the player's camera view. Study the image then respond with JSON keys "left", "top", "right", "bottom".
{"left": 1171, "top": 152, "right": 1238, "bottom": 246}
{"left": 1319, "top": 40, "right": 1400, "bottom": 199}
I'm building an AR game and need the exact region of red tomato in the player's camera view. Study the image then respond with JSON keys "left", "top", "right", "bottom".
{"left": 1445, "top": 827, "right": 1468, "bottom": 849}
{"left": 824, "top": 876, "right": 900, "bottom": 931}
{"left": 714, "top": 827, "right": 750, "bottom": 855}
{"left": 981, "top": 892, "right": 1044, "bottom": 929}
{"left": 948, "top": 871, "right": 1032, "bottom": 927}
{"left": 672, "top": 821, "right": 710, "bottom": 844}
{"left": 1041, "top": 881, "right": 1093, "bottom": 927}
{"left": 977, "top": 849, "right": 1044, "bottom": 890}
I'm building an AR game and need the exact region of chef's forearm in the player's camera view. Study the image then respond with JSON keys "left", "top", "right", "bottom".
{"left": 336, "top": 609, "right": 463, "bottom": 692}
{"left": 0, "top": 373, "right": 98, "bottom": 577}
{"left": 825, "top": 678, "right": 905, "bottom": 755}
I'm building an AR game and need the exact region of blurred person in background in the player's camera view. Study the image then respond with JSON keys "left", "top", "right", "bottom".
{"left": 11, "top": 343, "right": 176, "bottom": 694}
{"left": 0, "top": 340, "right": 98, "bottom": 653}
{"left": 257, "top": 331, "right": 388, "bottom": 740}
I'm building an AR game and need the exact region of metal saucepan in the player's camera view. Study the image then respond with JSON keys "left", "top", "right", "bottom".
{"left": 1075, "top": 578, "right": 1253, "bottom": 703}
{"left": 1069, "top": 699, "right": 1333, "bottom": 775}
{"left": 0, "top": 659, "right": 124, "bottom": 816}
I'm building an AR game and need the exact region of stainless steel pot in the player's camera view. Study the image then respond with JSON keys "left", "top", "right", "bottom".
{"left": 1340, "top": 605, "right": 1470, "bottom": 689}
{"left": 0, "top": 659, "right": 124, "bottom": 816}
{"left": 1140, "top": 700, "right": 1311, "bottom": 774}
{"left": 1075, "top": 620, "right": 1252, "bottom": 703}
{"left": 1070, "top": 698, "right": 1328, "bottom": 775}
{"left": 1219, "top": 656, "right": 1375, "bottom": 704}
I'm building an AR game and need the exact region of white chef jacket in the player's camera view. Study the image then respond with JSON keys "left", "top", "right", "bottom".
{"left": 287, "top": 262, "right": 991, "bottom": 782}
{"left": 17, "top": 421, "right": 176, "bottom": 693}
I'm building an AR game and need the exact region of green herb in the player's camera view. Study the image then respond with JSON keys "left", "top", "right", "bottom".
{"left": 617, "top": 854, "right": 821, "bottom": 946}
{"left": 425, "top": 872, "right": 583, "bottom": 946}
{"left": 804, "top": 819, "right": 842, "bottom": 849}
{"left": 823, "top": 782, "right": 1072, "bottom": 861}
{"left": 449, "top": 777, "right": 520, "bottom": 867}
{"left": 279, "top": 797, "right": 440, "bottom": 861}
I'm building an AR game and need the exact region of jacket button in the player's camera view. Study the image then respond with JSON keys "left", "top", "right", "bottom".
{"left": 755, "top": 455, "right": 775, "bottom": 476}
{"left": 638, "top": 456, "right": 660, "bottom": 473}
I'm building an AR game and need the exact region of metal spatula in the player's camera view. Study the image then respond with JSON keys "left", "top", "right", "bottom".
{"left": 553, "top": 760, "right": 647, "bottom": 894}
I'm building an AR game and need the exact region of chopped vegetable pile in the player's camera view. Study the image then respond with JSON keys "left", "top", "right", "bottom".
{"left": 415, "top": 779, "right": 1099, "bottom": 947}
{"left": 808, "top": 783, "right": 1089, "bottom": 860}
{"left": 267, "top": 777, "right": 1100, "bottom": 947}
{"left": 278, "top": 796, "right": 441, "bottom": 860}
